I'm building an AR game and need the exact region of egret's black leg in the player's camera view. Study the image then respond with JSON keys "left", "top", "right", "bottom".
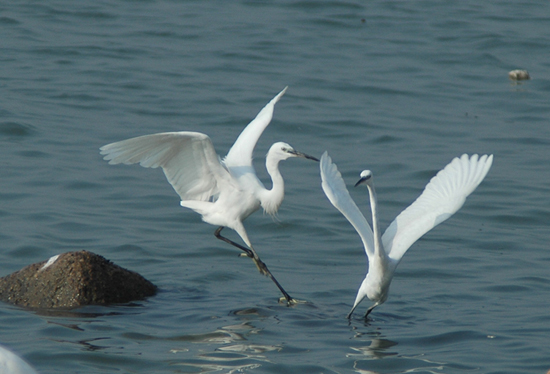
{"left": 213, "top": 226, "right": 295, "bottom": 305}
{"left": 214, "top": 227, "right": 253, "bottom": 257}
{"left": 249, "top": 256, "right": 294, "bottom": 304}
{"left": 364, "top": 305, "right": 376, "bottom": 319}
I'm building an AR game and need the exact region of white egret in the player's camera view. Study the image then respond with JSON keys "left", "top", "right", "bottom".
{"left": 320, "top": 152, "right": 493, "bottom": 318}
{"left": 0, "top": 345, "right": 38, "bottom": 374}
{"left": 100, "top": 87, "right": 318, "bottom": 304}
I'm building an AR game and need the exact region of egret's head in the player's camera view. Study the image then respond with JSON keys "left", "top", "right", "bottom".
{"left": 268, "top": 142, "right": 319, "bottom": 162}
{"left": 354, "top": 170, "right": 373, "bottom": 187}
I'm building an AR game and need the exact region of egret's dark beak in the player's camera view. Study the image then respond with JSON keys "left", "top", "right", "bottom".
{"left": 291, "top": 150, "right": 319, "bottom": 162}
{"left": 354, "top": 176, "right": 369, "bottom": 187}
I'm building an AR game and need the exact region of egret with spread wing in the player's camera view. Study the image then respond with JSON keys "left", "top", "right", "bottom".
{"left": 320, "top": 152, "right": 493, "bottom": 318}
{"left": 100, "top": 87, "right": 318, "bottom": 304}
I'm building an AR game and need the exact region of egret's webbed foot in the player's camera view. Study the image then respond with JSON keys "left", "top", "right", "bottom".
{"left": 279, "top": 296, "right": 300, "bottom": 305}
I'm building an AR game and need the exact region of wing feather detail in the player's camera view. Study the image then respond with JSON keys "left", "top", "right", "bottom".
{"left": 223, "top": 87, "right": 287, "bottom": 168}
{"left": 100, "top": 131, "right": 232, "bottom": 202}
{"left": 320, "top": 152, "right": 375, "bottom": 258}
{"left": 382, "top": 154, "right": 493, "bottom": 263}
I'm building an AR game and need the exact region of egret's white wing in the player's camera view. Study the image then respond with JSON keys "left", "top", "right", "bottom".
{"left": 223, "top": 87, "right": 288, "bottom": 168}
{"left": 0, "top": 345, "right": 38, "bottom": 374}
{"left": 320, "top": 152, "right": 375, "bottom": 258}
{"left": 100, "top": 132, "right": 234, "bottom": 201}
{"left": 382, "top": 154, "right": 493, "bottom": 263}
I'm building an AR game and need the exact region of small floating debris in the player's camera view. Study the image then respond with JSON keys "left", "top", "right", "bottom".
{"left": 508, "top": 69, "right": 530, "bottom": 80}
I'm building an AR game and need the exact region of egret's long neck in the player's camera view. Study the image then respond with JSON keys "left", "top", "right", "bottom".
{"left": 261, "top": 154, "right": 285, "bottom": 215}
{"left": 367, "top": 183, "right": 384, "bottom": 258}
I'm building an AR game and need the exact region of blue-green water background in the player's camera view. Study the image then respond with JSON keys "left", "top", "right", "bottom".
{"left": 2, "top": 1, "right": 550, "bottom": 373}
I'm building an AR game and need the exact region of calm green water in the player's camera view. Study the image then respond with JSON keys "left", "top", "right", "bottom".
{"left": 1, "top": 1, "right": 550, "bottom": 373}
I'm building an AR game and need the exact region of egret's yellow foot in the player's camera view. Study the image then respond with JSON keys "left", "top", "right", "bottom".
{"left": 278, "top": 297, "right": 307, "bottom": 306}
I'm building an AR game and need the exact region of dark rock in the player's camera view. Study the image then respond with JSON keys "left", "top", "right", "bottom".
{"left": 0, "top": 251, "right": 157, "bottom": 309}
